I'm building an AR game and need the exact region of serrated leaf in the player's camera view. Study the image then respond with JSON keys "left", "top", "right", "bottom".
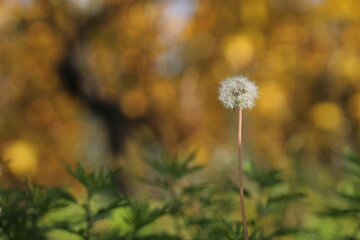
{"left": 125, "top": 201, "right": 166, "bottom": 232}
{"left": 338, "top": 193, "right": 360, "bottom": 203}
{"left": 144, "top": 152, "right": 203, "bottom": 183}
{"left": 93, "top": 198, "right": 129, "bottom": 222}
{"left": 268, "top": 227, "right": 300, "bottom": 237}
{"left": 268, "top": 193, "right": 306, "bottom": 204}
{"left": 181, "top": 185, "right": 208, "bottom": 195}
{"left": 61, "top": 160, "right": 121, "bottom": 192}
{"left": 246, "top": 168, "right": 284, "bottom": 189}
{"left": 320, "top": 207, "right": 360, "bottom": 217}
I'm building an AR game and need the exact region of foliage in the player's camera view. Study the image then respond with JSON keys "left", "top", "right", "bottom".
{"left": 0, "top": 183, "right": 72, "bottom": 240}
{"left": 319, "top": 148, "right": 360, "bottom": 239}
{"left": 7, "top": 149, "right": 360, "bottom": 240}
{"left": 129, "top": 151, "right": 306, "bottom": 240}
{"left": 0, "top": 152, "right": 308, "bottom": 240}
{"left": 0, "top": 162, "right": 128, "bottom": 240}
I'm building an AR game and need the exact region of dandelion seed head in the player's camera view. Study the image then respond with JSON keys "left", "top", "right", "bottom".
{"left": 218, "top": 76, "right": 258, "bottom": 110}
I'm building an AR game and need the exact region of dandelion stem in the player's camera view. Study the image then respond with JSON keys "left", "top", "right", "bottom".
{"left": 237, "top": 109, "right": 249, "bottom": 240}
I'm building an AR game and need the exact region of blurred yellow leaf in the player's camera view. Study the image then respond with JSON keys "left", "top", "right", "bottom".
{"left": 149, "top": 81, "right": 176, "bottom": 114}
{"left": 120, "top": 89, "right": 149, "bottom": 119}
{"left": 4, "top": 141, "right": 38, "bottom": 177}
{"left": 224, "top": 34, "right": 254, "bottom": 70}
{"left": 311, "top": 102, "right": 343, "bottom": 131}
{"left": 257, "top": 81, "right": 287, "bottom": 114}
{"left": 240, "top": 0, "right": 268, "bottom": 25}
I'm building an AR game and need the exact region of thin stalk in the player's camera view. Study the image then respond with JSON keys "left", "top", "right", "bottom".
{"left": 237, "top": 109, "right": 249, "bottom": 240}
{"left": 168, "top": 177, "right": 182, "bottom": 237}
{"left": 84, "top": 192, "right": 93, "bottom": 240}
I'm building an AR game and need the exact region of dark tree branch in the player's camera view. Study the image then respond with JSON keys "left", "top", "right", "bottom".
{"left": 57, "top": 49, "right": 132, "bottom": 155}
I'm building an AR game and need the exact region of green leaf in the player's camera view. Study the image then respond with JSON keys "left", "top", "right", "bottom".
{"left": 344, "top": 147, "right": 360, "bottom": 166}
{"left": 181, "top": 185, "right": 209, "bottom": 195}
{"left": 320, "top": 207, "right": 360, "bottom": 217}
{"left": 268, "top": 193, "right": 306, "bottom": 205}
{"left": 61, "top": 160, "right": 121, "bottom": 192}
{"left": 246, "top": 168, "right": 284, "bottom": 189}
{"left": 93, "top": 198, "right": 129, "bottom": 222}
{"left": 144, "top": 152, "right": 203, "bottom": 182}
{"left": 53, "top": 221, "right": 81, "bottom": 236}
{"left": 268, "top": 227, "right": 300, "bottom": 237}
{"left": 338, "top": 193, "right": 360, "bottom": 203}
{"left": 125, "top": 201, "right": 166, "bottom": 232}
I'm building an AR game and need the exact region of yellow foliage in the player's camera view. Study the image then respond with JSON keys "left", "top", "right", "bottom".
{"left": 4, "top": 141, "right": 38, "bottom": 177}
{"left": 318, "top": 0, "right": 360, "bottom": 20}
{"left": 224, "top": 35, "right": 254, "bottom": 70}
{"left": 240, "top": 0, "right": 268, "bottom": 25}
{"left": 348, "top": 93, "right": 360, "bottom": 120}
{"left": 267, "top": 45, "right": 296, "bottom": 72}
{"left": 311, "top": 102, "right": 343, "bottom": 131}
{"left": 257, "top": 81, "right": 287, "bottom": 115}
{"left": 0, "top": 3, "right": 15, "bottom": 28}
{"left": 149, "top": 81, "right": 177, "bottom": 114}
{"left": 1, "top": 0, "right": 360, "bottom": 186}
{"left": 120, "top": 89, "right": 149, "bottom": 119}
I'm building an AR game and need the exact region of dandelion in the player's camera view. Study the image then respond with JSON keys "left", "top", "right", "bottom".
{"left": 218, "top": 76, "right": 258, "bottom": 110}
{"left": 218, "top": 75, "right": 258, "bottom": 240}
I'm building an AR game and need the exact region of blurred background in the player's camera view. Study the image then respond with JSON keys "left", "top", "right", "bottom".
{"left": 0, "top": 0, "right": 359, "bottom": 192}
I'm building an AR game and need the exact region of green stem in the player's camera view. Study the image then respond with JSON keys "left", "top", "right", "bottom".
{"left": 168, "top": 177, "right": 182, "bottom": 236}
{"left": 84, "top": 192, "right": 93, "bottom": 240}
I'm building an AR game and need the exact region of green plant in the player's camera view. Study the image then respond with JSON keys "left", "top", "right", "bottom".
{"left": 0, "top": 151, "right": 307, "bottom": 240}
{"left": 243, "top": 162, "right": 306, "bottom": 239}
{"left": 320, "top": 148, "right": 360, "bottom": 239}
{"left": 0, "top": 182, "right": 72, "bottom": 240}
{"left": 0, "top": 162, "right": 128, "bottom": 240}
{"left": 139, "top": 151, "right": 306, "bottom": 240}
{"left": 59, "top": 162, "right": 128, "bottom": 240}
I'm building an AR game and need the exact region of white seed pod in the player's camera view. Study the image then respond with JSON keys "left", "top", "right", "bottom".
{"left": 218, "top": 76, "right": 258, "bottom": 110}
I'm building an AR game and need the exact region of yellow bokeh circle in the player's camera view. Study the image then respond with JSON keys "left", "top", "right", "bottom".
{"left": 311, "top": 102, "right": 343, "bottom": 131}
{"left": 3, "top": 141, "right": 38, "bottom": 177}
